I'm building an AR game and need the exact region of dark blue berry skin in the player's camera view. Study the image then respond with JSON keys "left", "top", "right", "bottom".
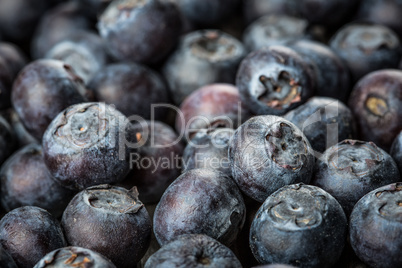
{"left": 348, "top": 69, "right": 402, "bottom": 151}
{"left": 284, "top": 97, "right": 356, "bottom": 153}
{"left": 34, "top": 246, "right": 116, "bottom": 268}
{"left": 243, "top": 0, "right": 300, "bottom": 25}
{"left": 250, "top": 184, "right": 347, "bottom": 268}
{"left": 253, "top": 265, "right": 297, "bottom": 268}
{"left": 177, "top": 0, "right": 240, "bottom": 26}
{"left": 98, "top": 0, "right": 182, "bottom": 65}
{"left": 0, "top": 244, "right": 17, "bottom": 268}
{"left": 330, "top": 23, "right": 401, "bottom": 83}
{"left": 153, "top": 168, "right": 246, "bottom": 247}
{"left": 312, "top": 140, "right": 400, "bottom": 216}
{"left": 0, "top": 116, "right": 17, "bottom": 165}
{"left": 43, "top": 102, "right": 136, "bottom": 190}
{"left": 289, "top": 40, "right": 351, "bottom": 102}
{"left": 243, "top": 15, "right": 310, "bottom": 52}
{"left": 0, "top": 143, "right": 76, "bottom": 217}
{"left": 349, "top": 183, "right": 402, "bottom": 268}
{"left": 236, "top": 45, "right": 315, "bottom": 116}
{"left": 5, "top": 109, "right": 37, "bottom": 147}
{"left": 163, "top": 30, "right": 246, "bottom": 105}
{"left": 11, "top": 59, "right": 90, "bottom": 140}
{"left": 117, "top": 120, "right": 184, "bottom": 204}
{"left": 391, "top": 131, "right": 402, "bottom": 175}
{"left": 0, "top": 206, "right": 67, "bottom": 268}
{"left": 88, "top": 63, "right": 170, "bottom": 122}
{"left": 62, "top": 185, "right": 151, "bottom": 268}
{"left": 229, "top": 115, "right": 315, "bottom": 203}
{"left": 145, "top": 234, "right": 242, "bottom": 268}
{"left": 31, "top": 2, "right": 93, "bottom": 59}
{"left": 182, "top": 128, "right": 234, "bottom": 177}
{"left": 45, "top": 31, "right": 108, "bottom": 85}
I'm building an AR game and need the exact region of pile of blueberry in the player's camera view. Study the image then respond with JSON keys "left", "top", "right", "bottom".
{"left": 0, "top": 0, "right": 402, "bottom": 267}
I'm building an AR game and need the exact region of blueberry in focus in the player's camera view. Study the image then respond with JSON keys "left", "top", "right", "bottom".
{"left": 236, "top": 45, "right": 315, "bottom": 115}
{"left": 153, "top": 168, "right": 246, "bottom": 247}
{"left": 229, "top": 115, "right": 315, "bottom": 203}
{"left": 391, "top": 131, "right": 402, "bottom": 175}
{"left": 42, "top": 102, "right": 135, "bottom": 190}
{"left": 330, "top": 23, "right": 401, "bottom": 82}
{"left": 284, "top": 97, "right": 356, "bottom": 153}
{"left": 349, "top": 183, "right": 402, "bottom": 268}
{"left": 98, "top": 0, "right": 182, "bottom": 65}
{"left": 0, "top": 206, "right": 67, "bottom": 268}
{"left": 11, "top": 59, "right": 90, "bottom": 140}
{"left": 250, "top": 183, "right": 347, "bottom": 267}
{"left": 88, "top": 63, "right": 170, "bottom": 122}
{"left": 348, "top": 69, "right": 402, "bottom": 151}
{"left": 62, "top": 185, "right": 151, "bottom": 268}
{"left": 312, "top": 140, "right": 400, "bottom": 216}
{"left": 145, "top": 234, "right": 242, "bottom": 268}
{"left": 34, "top": 246, "right": 116, "bottom": 268}
{"left": 182, "top": 128, "right": 234, "bottom": 177}
{"left": 163, "top": 30, "right": 246, "bottom": 105}
{"left": 117, "top": 120, "right": 184, "bottom": 204}
{"left": 0, "top": 143, "right": 76, "bottom": 217}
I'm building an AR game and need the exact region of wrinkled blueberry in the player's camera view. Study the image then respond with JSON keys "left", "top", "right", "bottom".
{"left": 11, "top": 59, "right": 90, "bottom": 140}
{"left": 62, "top": 185, "right": 151, "bottom": 268}
{"left": 98, "top": 0, "right": 182, "bottom": 65}
{"left": 229, "top": 115, "right": 315, "bottom": 202}
{"left": 348, "top": 69, "right": 402, "bottom": 151}
{"left": 0, "top": 206, "right": 67, "bottom": 268}
{"left": 391, "top": 131, "right": 402, "bottom": 175}
{"left": 42, "top": 102, "right": 135, "bottom": 190}
{"left": 236, "top": 45, "right": 315, "bottom": 115}
{"left": 88, "top": 63, "right": 170, "bottom": 121}
{"left": 313, "top": 140, "right": 400, "bottom": 216}
{"left": 250, "top": 183, "right": 347, "bottom": 267}
{"left": 145, "top": 234, "right": 242, "bottom": 268}
{"left": 34, "top": 246, "right": 116, "bottom": 268}
{"left": 349, "top": 183, "right": 402, "bottom": 268}
{"left": 0, "top": 143, "right": 76, "bottom": 217}
{"left": 284, "top": 97, "right": 356, "bottom": 153}
{"left": 163, "top": 30, "right": 246, "bottom": 105}
{"left": 330, "top": 23, "right": 401, "bottom": 82}
{"left": 153, "top": 168, "right": 246, "bottom": 247}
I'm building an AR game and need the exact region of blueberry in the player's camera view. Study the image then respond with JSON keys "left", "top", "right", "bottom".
{"left": 0, "top": 244, "right": 17, "bottom": 268}
{"left": 117, "top": 120, "right": 184, "bottom": 204}
{"left": 11, "top": 59, "right": 90, "bottom": 140}
{"left": 250, "top": 183, "right": 347, "bottom": 267}
{"left": 236, "top": 45, "right": 315, "bottom": 115}
{"left": 34, "top": 246, "right": 116, "bottom": 268}
{"left": 42, "top": 102, "right": 135, "bottom": 190}
{"left": 98, "top": 0, "right": 182, "bottom": 65}
{"left": 0, "top": 206, "right": 67, "bottom": 268}
{"left": 145, "top": 234, "right": 242, "bottom": 268}
{"left": 182, "top": 128, "right": 234, "bottom": 176}
{"left": 349, "top": 183, "right": 402, "bottom": 268}
{"left": 176, "top": 83, "right": 252, "bottom": 140}
{"left": 88, "top": 63, "right": 170, "bottom": 122}
{"left": 0, "top": 143, "right": 76, "bottom": 217}
{"left": 163, "top": 30, "right": 246, "bottom": 105}
{"left": 0, "top": 115, "right": 17, "bottom": 165}
{"left": 153, "top": 168, "right": 246, "bottom": 247}
{"left": 4, "top": 109, "right": 37, "bottom": 147}
{"left": 330, "top": 23, "right": 401, "bottom": 82}
{"left": 312, "top": 140, "right": 400, "bottom": 216}
{"left": 229, "top": 115, "right": 315, "bottom": 202}
{"left": 284, "top": 97, "right": 356, "bottom": 153}
{"left": 348, "top": 69, "right": 402, "bottom": 151}
{"left": 62, "top": 185, "right": 151, "bottom": 268}
{"left": 391, "top": 131, "right": 402, "bottom": 175}
{"left": 243, "top": 0, "right": 300, "bottom": 25}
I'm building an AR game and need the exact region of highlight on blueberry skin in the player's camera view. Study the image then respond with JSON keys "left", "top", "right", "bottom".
{"left": 153, "top": 168, "right": 246, "bottom": 247}
{"left": 42, "top": 102, "right": 136, "bottom": 190}
{"left": 145, "top": 234, "right": 242, "bottom": 268}
{"left": 34, "top": 246, "right": 117, "bottom": 268}
{"left": 250, "top": 183, "right": 347, "bottom": 268}
{"left": 229, "top": 115, "right": 315, "bottom": 203}
{"left": 61, "top": 185, "right": 151, "bottom": 268}
{"left": 349, "top": 183, "right": 402, "bottom": 268}
{"left": 0, "top": 206, "right": 67, "bottom": 268}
